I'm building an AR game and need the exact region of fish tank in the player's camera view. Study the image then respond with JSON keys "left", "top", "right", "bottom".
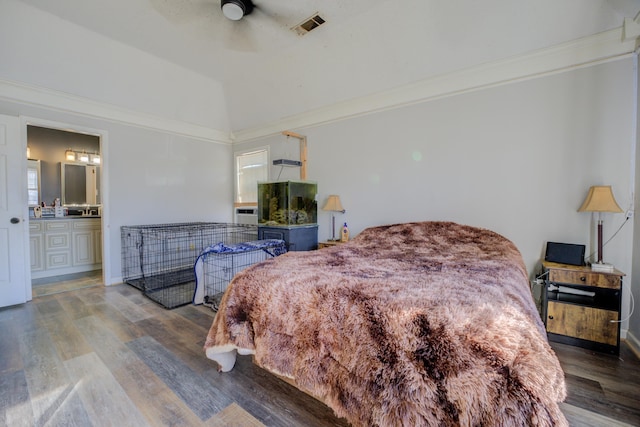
{"left": 257, "top": 180, "right": 317, "bottom": 226}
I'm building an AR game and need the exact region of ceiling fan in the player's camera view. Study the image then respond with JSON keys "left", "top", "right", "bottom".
{"left": 150, "top": 0, "right": 323, "bottom": 53}
{"left": 220, "top": 0, "right": 255, "bottom": 21}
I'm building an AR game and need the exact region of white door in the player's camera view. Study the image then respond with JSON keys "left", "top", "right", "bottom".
{"left": 0, "top": 114, "right": 29, "bottom": 307}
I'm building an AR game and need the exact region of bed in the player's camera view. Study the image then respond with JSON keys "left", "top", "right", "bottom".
{"left": 204, "top": 221, "right": 567, "bottom": 426}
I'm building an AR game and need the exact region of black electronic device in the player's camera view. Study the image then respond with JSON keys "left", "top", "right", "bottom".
{"left": 544, "top": 242, "right": 586, "bottom": 266}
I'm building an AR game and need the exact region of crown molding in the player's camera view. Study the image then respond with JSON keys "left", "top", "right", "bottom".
{"left": 0, "top": 78, "right": 232, "bottom": 144}
{"left": 233, "top": 26, "right": 637, "bottom": 143}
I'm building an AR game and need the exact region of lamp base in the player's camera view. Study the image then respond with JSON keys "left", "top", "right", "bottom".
{"left": 590, "top": 262, "right": 614, "bottom": 273}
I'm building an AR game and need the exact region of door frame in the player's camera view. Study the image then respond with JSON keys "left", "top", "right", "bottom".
{"left": 20, "top": 116, "right": 111, "bottom": 294}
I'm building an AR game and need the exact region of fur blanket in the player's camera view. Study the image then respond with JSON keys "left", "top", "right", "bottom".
{"left": 204, "top": 221, "right": 567, "bottom": 426}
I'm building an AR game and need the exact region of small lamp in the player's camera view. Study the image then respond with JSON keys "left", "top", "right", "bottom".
{"left": 322, "top": 195, "right": 345, "bottom": 241}
{"left": 578, "top": 185, "right": 623, "bottom": 266}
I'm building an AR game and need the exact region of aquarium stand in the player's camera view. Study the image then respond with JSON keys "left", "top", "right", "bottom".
{"left": 258, "top": 225, "right": 318, "bottom": 251}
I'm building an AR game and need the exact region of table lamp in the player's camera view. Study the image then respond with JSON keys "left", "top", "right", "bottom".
{"left": 578, "top": 185, "right": 623, "bottom": 269}
{"left": 322, "top": 195, "right": 345, "bottom": 241}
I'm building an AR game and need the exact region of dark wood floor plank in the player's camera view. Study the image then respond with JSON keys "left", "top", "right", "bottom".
{"left": 0, "top": 370, "right": 34, "bottom": 427}
{"left": 551, "top": 341, "right": 640, "bottom": 426}
{"left": 561, "top": 402, "right": 636, "bottom": 427}
{"left": 134, "top": 312, "right": 214, "bottom": 375}
{"left": 127, "top": 335, "right": 234, "bottom": 421}
{"left": 174, "top": 304, "right": 216, "bottom": 331}
{"left": 103, "top": 289, "right": 155, "bottom": 323}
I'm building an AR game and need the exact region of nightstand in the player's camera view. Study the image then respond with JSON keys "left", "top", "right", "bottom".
{"left": 318, "top": 240, "right": 344, "bottom": 249}
{"left": 542, "top": 261, "right": 624, "bottom": 355}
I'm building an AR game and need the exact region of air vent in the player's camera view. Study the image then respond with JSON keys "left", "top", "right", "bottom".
{"left": 273, "top": 159, "right": 302, "bottom": 167}
{"left": 292, "top": 13, "right": 326, "bottom": 35}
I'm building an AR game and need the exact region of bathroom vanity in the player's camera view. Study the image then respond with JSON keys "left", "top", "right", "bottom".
{"left": 30, "top": 217, "right": 102, "bottom": 279}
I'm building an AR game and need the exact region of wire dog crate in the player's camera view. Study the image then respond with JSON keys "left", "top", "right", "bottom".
{"left": 121, "top": 222, "right": 258, "bottom": 308}
{"left": 193, "top": 239, "right": 287, "bottom": 311}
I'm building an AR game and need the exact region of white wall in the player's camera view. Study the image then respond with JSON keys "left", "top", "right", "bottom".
{"left": 236, "top": 58, "right": 637, "bottom": 334}
{"left": 630, "top": 53, "right": 640, "bottom": 350}
{"left": 0, "top": 0, "right": 235, "bottom": 286}
{"left": 0, "top": 0, "right": 229, "bottom": 132}
{"left": 0, "top": 98, "right": 233, "bottom": 285}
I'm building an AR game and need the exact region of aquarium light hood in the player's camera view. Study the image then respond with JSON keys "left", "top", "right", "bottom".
{"left": 273, "top": 159, "right": 302, "bottom": 167}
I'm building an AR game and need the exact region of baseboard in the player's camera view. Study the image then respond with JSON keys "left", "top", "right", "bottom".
{"left": 624, "top": 331, "right": 640, "bottom": 360}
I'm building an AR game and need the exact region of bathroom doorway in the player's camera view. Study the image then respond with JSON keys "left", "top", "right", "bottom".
{"left": 26, "top": 123, "right": 106, "bottom": 297}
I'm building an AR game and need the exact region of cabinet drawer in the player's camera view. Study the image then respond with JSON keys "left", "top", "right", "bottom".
{"left": 73, "top": 219, "right": 100, "bottom": 230}
{"left": 46, "top": 251, "right": 71, "bottom": 269}
{"left": 46, "top": 233, "right": 70, "bottom": 250}
{"left": 546, "top": 301, "right": 618, "bottom": 345}
{"left": 29, "top": 221, "right": 43, "bottom": 232}
{"left": 45, "top": 220, "right": 70, "bottom": 232}
{"left": 548, "top": 269, "right": 621, "bottom": 289}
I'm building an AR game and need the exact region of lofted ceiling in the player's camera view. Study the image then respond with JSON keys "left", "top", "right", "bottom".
{"left": 17, "top": 0, "right": 390, "bottom": 83}
{"left": 16, "top": 0, "right": 640, "bottom": 133}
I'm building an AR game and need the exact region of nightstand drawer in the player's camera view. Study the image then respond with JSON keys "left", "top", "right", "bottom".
{"left": 548, "top": 269, "right": 621, "bottom": 289}
{"left": 546, "top": 301, "right": 618, "bottom": 345}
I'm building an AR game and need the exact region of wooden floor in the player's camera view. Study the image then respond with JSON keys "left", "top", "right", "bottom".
{"left": 31, "top": 270, "right": 103, "bottom": 298}
{"left": 0, "top": 283, "right": 638, "bottom": 427}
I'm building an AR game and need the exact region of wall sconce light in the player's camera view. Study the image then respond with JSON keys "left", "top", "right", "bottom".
{"left": 78, "top": 151, "right": 90, "bottom": 163}
{"left": 64, "top": 149, "right": 101, "bottom": 164}
{"left": 26, "top": 146, "right": 31, "bottom": 158}
{"left": 322, "top": 195, "right": 346, "bottom": 241}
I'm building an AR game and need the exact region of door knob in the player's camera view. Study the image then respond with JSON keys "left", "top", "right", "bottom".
{"left": 10, "top": 217, "right": 20, "bottom": 224}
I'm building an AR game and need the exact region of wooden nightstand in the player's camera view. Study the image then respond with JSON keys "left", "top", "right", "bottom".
{"left": 542, "top": 261, "right": 624, "bottom": 355}
{"left": 318, "top": 240, "right": 344, "bottom": 249}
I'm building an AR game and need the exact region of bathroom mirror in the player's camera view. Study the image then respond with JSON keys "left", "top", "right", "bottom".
{"left": 61, "top": 162, "right": 100, "bottom": 205}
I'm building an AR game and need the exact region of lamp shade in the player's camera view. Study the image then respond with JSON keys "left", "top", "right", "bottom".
{"left": 322, "top": 195, "right": 345, "bottom": 212}
{"left": 578, "top": 186, "right": 623, "bottom": 213}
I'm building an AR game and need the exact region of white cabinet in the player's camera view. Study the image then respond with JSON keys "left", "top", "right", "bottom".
{"left": 45, "top": 220, "right": 71, "bottom": 270}
{"left": 30, "top": 218, "right": 102, "bottom": 279}
{"left": 29, "top": 222, "right": 44, "bottom": 272}
{"left": 72, "top": 219, "right": 99, "bottom": 266}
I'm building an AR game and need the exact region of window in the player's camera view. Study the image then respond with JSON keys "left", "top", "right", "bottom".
{"left": 235, "top": 148, "right": 268, "bottom": 204}
{"left": 27, "top": 159, "right": 41, "bottom": 206}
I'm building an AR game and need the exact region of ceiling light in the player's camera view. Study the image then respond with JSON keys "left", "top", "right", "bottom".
{"left": 221, "top": 0, "right": 253, "bottom": 21}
